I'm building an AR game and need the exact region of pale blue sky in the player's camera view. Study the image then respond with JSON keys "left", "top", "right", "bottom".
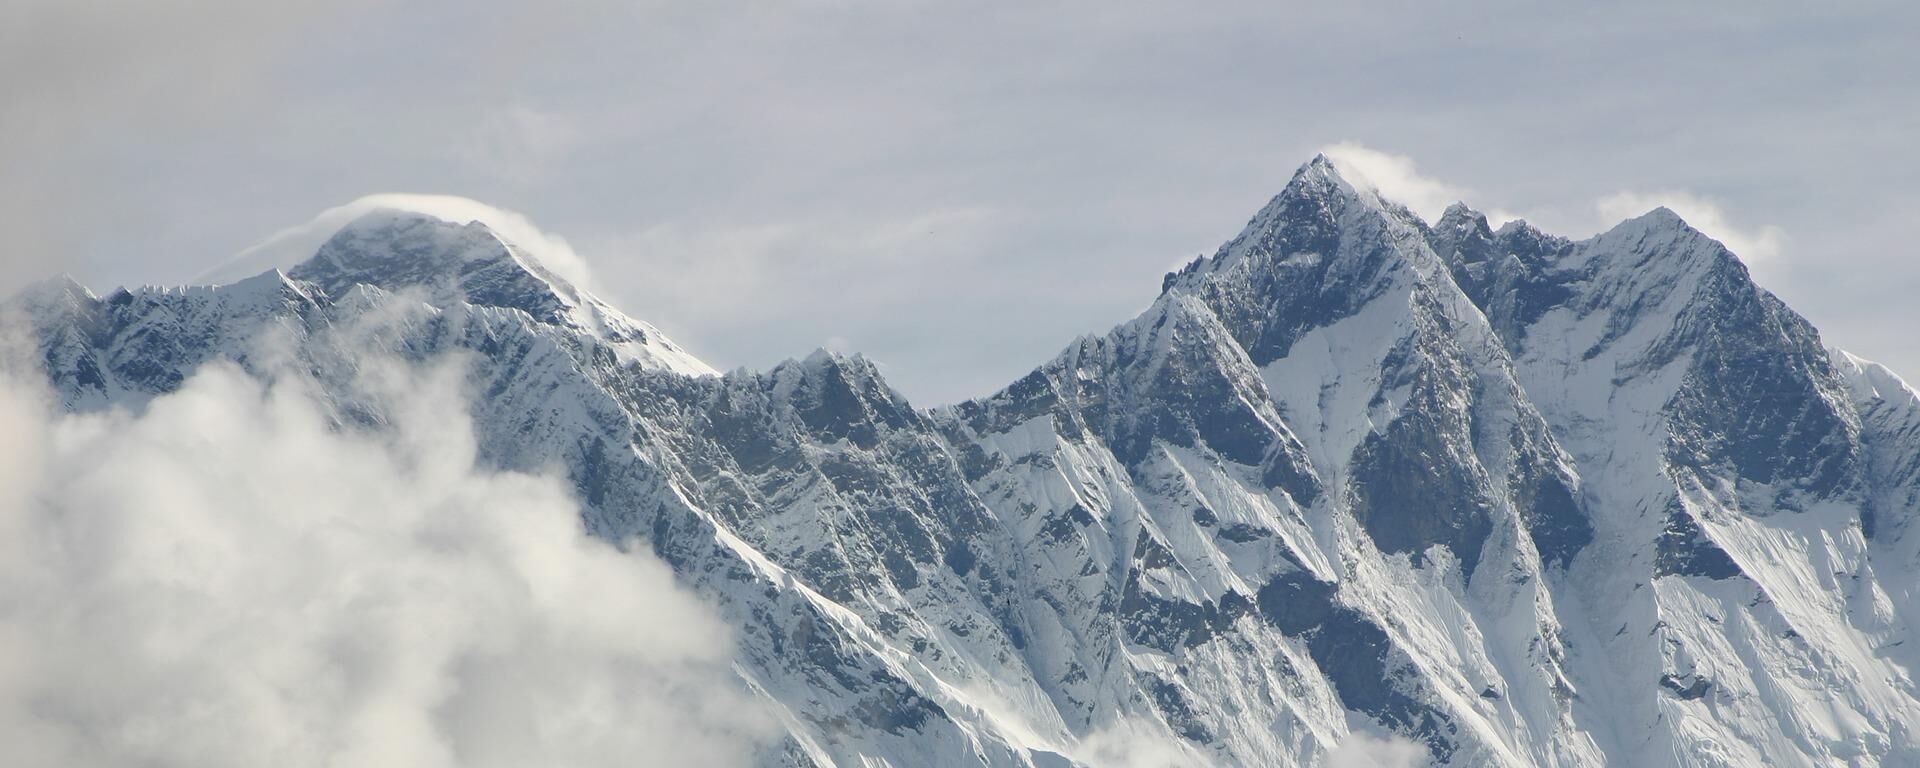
{"left": 5, "top": 1, "right": 1915, "bottom": 403}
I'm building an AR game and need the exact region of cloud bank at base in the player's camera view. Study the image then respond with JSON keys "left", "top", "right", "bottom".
{"left": 1325, "top": 731, "right": 1429, "bottom": 768}
{"left": 1069, "top": 719, "right": 1218, "bottom": 767}
{"left": 0, "top": 352, "right": 771, "bottom": 768}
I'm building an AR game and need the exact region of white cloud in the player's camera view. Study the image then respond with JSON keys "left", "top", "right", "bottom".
{"left": 197, "top": 193, "right": 598, "bottom": 292}
{"left": 940, "top": 685, "right": 1214, "bottom": 767}
{"left": 1595, "top": 190, "right": 1786, "bottom": 267}
{"left": 1325, "top": 730, "right": 1429, "bottom": 768}
{"left": 0, "top": 343, "right": 772, "bottom": 767}
{"left": 1072, "top": 719, "right": 1215, "bottom": 768}
{"left": 1320, "top": 142, "right": 1472, "bottom": 223}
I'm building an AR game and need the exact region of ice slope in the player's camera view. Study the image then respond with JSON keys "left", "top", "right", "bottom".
{"left": 13, "top": 158, "right": 1920, "bottom": 766}
{"left": 1432, "top": 200, "right": 1920, "bottom": 766}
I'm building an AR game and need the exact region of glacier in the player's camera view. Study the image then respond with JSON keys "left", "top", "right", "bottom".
{"left": 11, "top": 155, "right": 1920, "bottom": 767}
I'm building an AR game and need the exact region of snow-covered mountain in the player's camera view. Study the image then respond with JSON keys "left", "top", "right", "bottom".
{"left": 15, "top": 156, "right": 1920, "bottom": 766}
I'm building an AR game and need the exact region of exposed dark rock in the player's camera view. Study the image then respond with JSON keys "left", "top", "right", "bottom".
{"left": 1655, "top": 505, "right": 1743, "bottom": 580}
{"left": 1660, "top": 674, "right": 1712, "bottom": 701}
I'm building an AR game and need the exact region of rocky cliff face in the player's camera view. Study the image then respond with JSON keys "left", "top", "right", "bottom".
{"left": 15, "top": 156, "right": 1920, "bottom": 767}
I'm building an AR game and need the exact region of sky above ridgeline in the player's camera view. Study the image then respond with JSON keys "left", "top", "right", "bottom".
{"left": 4, "top": 1, "right": 1916, "bottom": 405}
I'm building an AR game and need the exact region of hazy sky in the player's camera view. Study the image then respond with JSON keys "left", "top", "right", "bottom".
{"left": 4, "top": 1, "right": 1915, "bottom": 404}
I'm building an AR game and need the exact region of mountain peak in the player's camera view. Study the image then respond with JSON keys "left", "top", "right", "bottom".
{"left": 339, "top": 206, "right": 479, "bottom": 234}
{"left": 1622, "top": 205, "right": 1691, "bottom": 235}
{"left": 4, "top": 274, "right": 98, "bottom": 330}
{"left": 1437, "top": 201, "right": 1485, "bottom": 227}
{"left": 1430, "top": 203, "right": 1499, "bottom": 272}
{"left": 1300, "top": 151, "right": 1343, "bottom": 179}
{"left": 787, "top": 348, "right": 891, "bottom": 389}
{"left": 1435, "top": 202, "right": 1493, "bottom": 242}
{"left": 1643, "top": 205, "right": 1685, "bottom": 223}
{"left": 294, "top": 208, "right": 524, "bottom": 289}
{"left": 1202, "top": 156, "right": 1379, "bottom": 269}
{"left": 285, "top": 207, "right": 716, "bottom": 377}
{"left": 9, "top": 273, "right": 95, "bottom": 307}
{"left": 1287, "top": 153, "right": 1361, "bottom": 202}
{"left": 1585, "top": 204, "right": 1724, "bottom": 264}
{"left": 288, "top": 207, "right": 580, "bottom": 323}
